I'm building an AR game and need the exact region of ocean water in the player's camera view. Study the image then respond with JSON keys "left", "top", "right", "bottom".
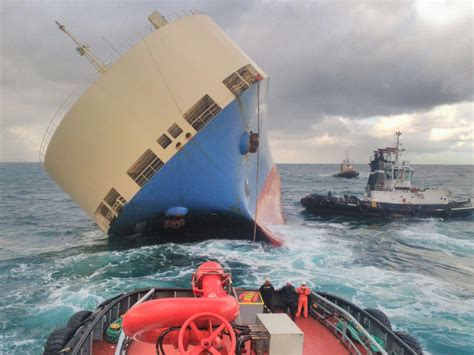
{"left": 0, "top": 163, "right": 473, "bottom": 354}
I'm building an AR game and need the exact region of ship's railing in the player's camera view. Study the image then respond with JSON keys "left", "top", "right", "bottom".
{"left": 70, "top": 287, "right": 197, "bottom": 355}
{"left": 311, "top": 292, "right": 417, "bottom": 355}
{"left": 39, "top": 9, "right": 205, "bottom": 164}
{"left": 310, "top": 292, "right": 387, "bottom": 355}
{"left": 160, "top": 8, "right": 205, "bottom": 22}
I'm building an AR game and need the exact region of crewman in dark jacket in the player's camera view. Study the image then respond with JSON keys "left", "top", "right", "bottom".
{"left": 276, "top": 282, "right": 298, "bottom": 320}
{"left": 259, "top": 277, "right": 274, "bottom": 313}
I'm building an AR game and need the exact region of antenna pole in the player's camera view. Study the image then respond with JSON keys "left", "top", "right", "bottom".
{"left": 395, "top": 130, "right": 402, "bottom": 163}
{"left": 55, "top": 21, "right": 108, "bottom": 74}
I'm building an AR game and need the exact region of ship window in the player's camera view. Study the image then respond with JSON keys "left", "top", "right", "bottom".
{"left": 183, "top": 95, "right": 222, "bottom": 131}
{"left": 223, "top": 72, "right": 249, "bottom": 96}
{"left": 103, "top": 188, "right": 127, "bottom": 215}
{"left": 223, "top": 64, "right": 260, "bottom": 96}
{"left": 157, "top": 134, "right": 172, "bottom": 149}
{"left": 393, "top": 168, "right": 399, "bottom": 179}
{"left": 95, "top": 188, "right": 127, "bottom": 226}
{"left": 237, "top": 64, "right": 259, "bottom": 85}
{"left": 95, "top": 202, "right": 115, "bottom": 222}
{"left": 167, "top": 123, "right": 183, "bottom": 138}
{"left": 127, "top": 149, "right": 164, "bottom": 187}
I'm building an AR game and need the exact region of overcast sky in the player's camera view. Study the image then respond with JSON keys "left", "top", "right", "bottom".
{"left": 1, "top": 0, "right": 472, "bottom": 164}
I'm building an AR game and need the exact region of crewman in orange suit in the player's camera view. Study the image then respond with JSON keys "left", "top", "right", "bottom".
{"left": 296, "top": 281, "right": 311, "bottom": 318}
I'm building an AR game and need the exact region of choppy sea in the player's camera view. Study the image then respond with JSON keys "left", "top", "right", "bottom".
{"left": 0, "top": 163, "right": 473, "bottom": 354}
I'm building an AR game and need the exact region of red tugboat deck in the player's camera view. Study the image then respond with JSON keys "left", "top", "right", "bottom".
{"left": 92, "top": 316, "right": 351, "bottom": 355}
{"left": 295, "top": 316, "right": 350, "bottom": 355}
{"left": 50, "top": 261, "right": 418, "bottom": 355}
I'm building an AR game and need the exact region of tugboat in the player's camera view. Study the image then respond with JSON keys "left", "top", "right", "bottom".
{"left": 333, "top": 151, "right": 359, "bottom": 178}
{"left": 302, "top": 132, "right": 473, "bottom": 219}
{"left": 43, "top": 261, "right": 423, "bottom": 354}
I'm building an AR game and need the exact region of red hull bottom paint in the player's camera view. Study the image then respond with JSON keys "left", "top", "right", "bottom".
{"left": 256, "top": 165, "right": 285, "bottom": 246}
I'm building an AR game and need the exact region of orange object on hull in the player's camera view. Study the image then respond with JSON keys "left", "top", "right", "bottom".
{"left": 122, "top": 262, "right": 239, "bottom": 344}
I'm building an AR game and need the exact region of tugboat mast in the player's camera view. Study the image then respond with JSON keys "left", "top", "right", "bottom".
{"left": 55, "top": 21, "right": 108, "bottom": 74}
{"left": 394, "top": 130, "right": 403, "bottom": 164}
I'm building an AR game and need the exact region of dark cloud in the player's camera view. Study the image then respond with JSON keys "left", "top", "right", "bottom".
{"left": 1, "top": 1, "right": 472, "bottom": 163}
{"left": 224, "top": 2, "right": 472, "bottom": 131}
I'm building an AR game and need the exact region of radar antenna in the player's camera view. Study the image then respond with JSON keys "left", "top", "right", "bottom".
{"left": 55, "top": 21, "right": 108, "bottom": 74}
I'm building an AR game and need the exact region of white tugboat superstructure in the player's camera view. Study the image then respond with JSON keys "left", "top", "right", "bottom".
{"left": 301, "top": 131, "right": 473, "bottom": 219}
{"left": 365, "top": 131, "right": 452, "bottom": 206}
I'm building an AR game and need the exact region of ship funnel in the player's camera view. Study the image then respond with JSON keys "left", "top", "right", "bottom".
{"left": 148, "top": 10, "right": 169, "bottom": 29}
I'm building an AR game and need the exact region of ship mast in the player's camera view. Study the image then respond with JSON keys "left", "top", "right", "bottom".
{"left": 394, "top": 130, "right": 403, "bottom": 164}
{"left": 55, "top": 21, "right": 108, "bottom": 74}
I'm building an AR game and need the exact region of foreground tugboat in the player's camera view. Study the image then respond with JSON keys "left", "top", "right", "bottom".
{"left": 333, "top": 151, "right": 359, "bottom": 178}
{"left": 302, "top": 132, "right": 472, "bottom": 219}
{"left": 44, "top": 261, "right": 422, "bottom": 354}
{"left": 40, "top": 10, "right": 284, "bottom": 245}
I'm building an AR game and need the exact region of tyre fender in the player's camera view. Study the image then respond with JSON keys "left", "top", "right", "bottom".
{"left": 381, "top": 208, "right": 391, "bottom": 218}
{"left": 395, "top": 331, "right": 423, "bottom": 355}
{"left": 444, "top": 204, "right": 452, "bottom": 217}
{"left": 67, "top": 310, "right": 93, "bottom": 330}
{"left": 364, "top": 308, "right": 392, "bottom": 329}
{"left": 43, "top": 327, "right": 75, "bottom": 355}
{"left": 359, "top": 203, "right": 368, "bottom": 212}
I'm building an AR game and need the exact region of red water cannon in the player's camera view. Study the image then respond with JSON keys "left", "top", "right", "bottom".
{"left": 122, "top": 261, "right": 239, "bottom": 353}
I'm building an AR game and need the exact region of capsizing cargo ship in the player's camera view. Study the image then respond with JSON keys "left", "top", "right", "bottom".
{"left": 40, "top": 10, "right": 284, "bottom": 245}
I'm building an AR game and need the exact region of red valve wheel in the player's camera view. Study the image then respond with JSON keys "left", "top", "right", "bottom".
{"left": 178, "top": 312, "right": 236, "bottom": 355}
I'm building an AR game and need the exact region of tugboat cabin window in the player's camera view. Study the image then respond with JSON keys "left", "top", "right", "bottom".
{"left": 393, "top": 168, "right": 400, "bottom": 179}
{"left": 127, "top": 149, "right": 164, "bottom": 187}
{"left": 184, "top": 95, "right": 222, "bottom": 131}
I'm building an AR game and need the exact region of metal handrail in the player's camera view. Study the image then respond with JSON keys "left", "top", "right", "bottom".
{"left": 115, "top": 289, "right": 155, "bottom": 355}
{"left": 160, "top": 9, "right": 204, "bottom": 23}
{"left": 311, "top": 292, "right": 388, "bottom": 355}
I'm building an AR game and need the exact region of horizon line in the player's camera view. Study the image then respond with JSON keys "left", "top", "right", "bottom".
{"left": 1, "top": 161, "right": 473, "bottom": 166}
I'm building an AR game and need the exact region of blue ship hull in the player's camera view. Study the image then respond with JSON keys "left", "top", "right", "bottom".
{"left": 109, "top": 81, "right": 283, "bottom": 244}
